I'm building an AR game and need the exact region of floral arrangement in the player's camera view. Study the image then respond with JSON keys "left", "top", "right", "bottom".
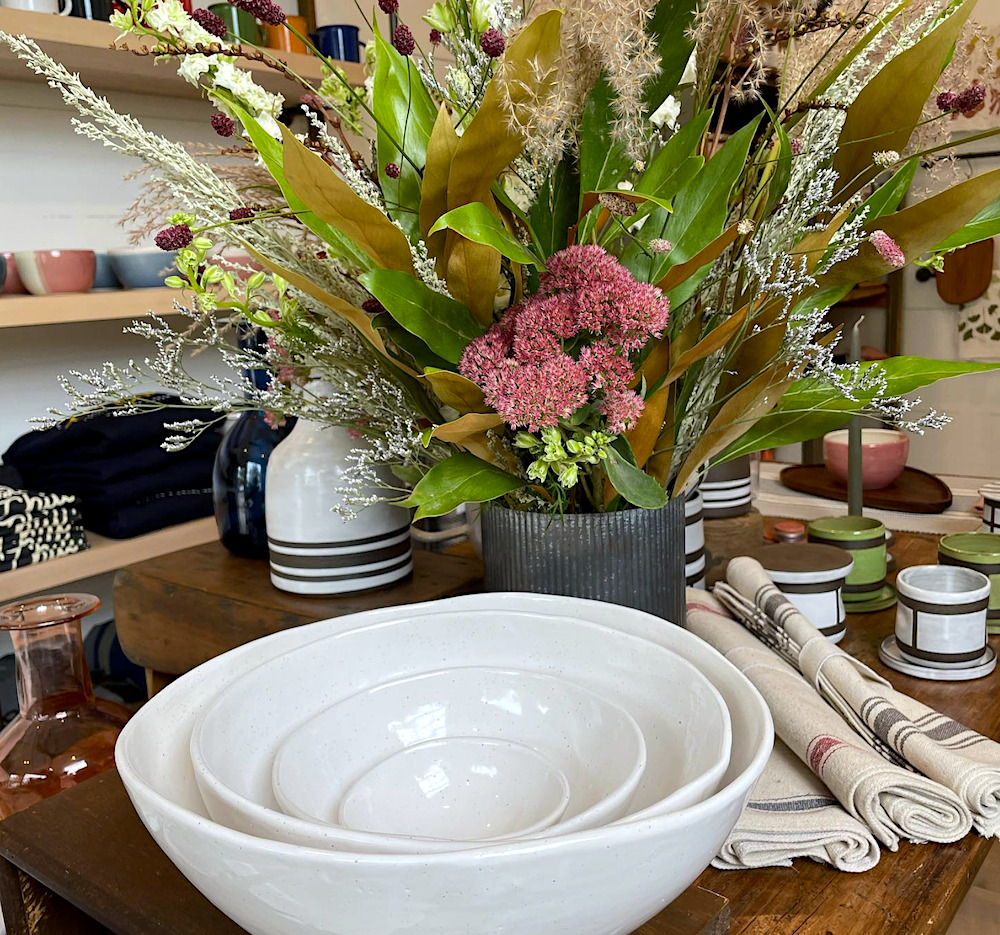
{"left": 3, "top": 0, "right": 1000, "bottom": 517}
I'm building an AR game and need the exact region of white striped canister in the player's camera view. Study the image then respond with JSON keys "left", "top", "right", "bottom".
{"left": 981, "top": 483, "right": 1000, "bottom": 533}
{"left": 264, "top": 403, "right": 412, "bottom": 596}
{"left": 749, "top": 543, "right": 854, "bottom": 643}
{"left": 685, "top": 487, "right": 706, "bottom": 589}
{"left": 895, "top": 564, "right": 991, "bottom": 668}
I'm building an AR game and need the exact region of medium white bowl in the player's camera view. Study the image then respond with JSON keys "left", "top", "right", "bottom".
{"left": 116, "top": 593, "right": 772, "bottom": 935}
{"left": 191, "top": 610, "right": 731, "bottom": 853}
{"left": 336, "top": 736, "right": 571, "bottom": 841}
{"left": 272, "top": 666, "right": 646, "bottom": 840}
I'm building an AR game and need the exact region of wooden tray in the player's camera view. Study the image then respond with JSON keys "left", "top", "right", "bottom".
{"left": 779, "top": 464, "right": 953, "bottom": 513}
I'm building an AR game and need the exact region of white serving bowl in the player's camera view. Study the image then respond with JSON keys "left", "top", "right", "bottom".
{"left": 191, "top": 610, "right": 731, "bottom": 853}
{"left": 337, "top": 736, "right": 571, "bottom": 841}
{"left": 116, "top": 593, "right": 772, "bottom": 935}
{"left": 272, "top": 666, "right": 646, "bottom": 840}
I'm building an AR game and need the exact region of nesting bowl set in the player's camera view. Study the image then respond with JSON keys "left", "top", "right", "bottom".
{"left": 116, "top": 592, "right": 773, "bottom": 935}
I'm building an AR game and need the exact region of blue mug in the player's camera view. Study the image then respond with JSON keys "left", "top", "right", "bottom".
{"left": 311, "top": 24, "right": 361, "bottom": 62}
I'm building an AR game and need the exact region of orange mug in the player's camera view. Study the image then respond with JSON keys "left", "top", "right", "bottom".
{"left": 265, "top": 14, "right": 308, "bottom": 54}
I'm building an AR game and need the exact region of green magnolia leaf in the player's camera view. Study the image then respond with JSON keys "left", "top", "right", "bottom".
{"left": 373, "top": 313, "right": 453, "bottom": 372}
{"left": 643, "top": 0, "right": 697, "bottom": 109}
{"left": 605, "top": 448, "right": 670, "bottom": 508}
{"left": 577, "top": 74, "right": 633, "bottom": 243}
{"left": 721, "top": 356, "right": 1000, "bottom": 460}
{"left": 637, "top": 112, "right": 711, "bottom": 198}
{"left": 638, "top": 115, "right": 762, "bottom": 284}
{"left": 934, "top": 195, "right": 1000, "bottom": 253}
{"left": 530, "top": 154, "right": 581, "bottom": 258}
{"left": 833, "top": 0, "right": 975, "bottom": 198}
{"left": 862, "top": 158, "right": 918, "bottom": 220}
{"left": 430, "top": 203, "right": 541, "bottom": 266}
{"left": 400, "top": 452, "right": 523, "bottom": 519}
{"left": 215, "top": 93, "right": 369, "bottom": 271}
{"left": 372, "top": 25, "right": 439, "bottom": 241}
{"left": 360, "top": 269, "right": 485, "bottom": 365}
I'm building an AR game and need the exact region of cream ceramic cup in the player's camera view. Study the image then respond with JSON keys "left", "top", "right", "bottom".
{"left": 749, "top": 543, "right": 854, "bottom": 643}
{"left": 895, "top": 564, "right": 991, "bottom": 669}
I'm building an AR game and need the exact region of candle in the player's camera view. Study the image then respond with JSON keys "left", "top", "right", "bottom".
{"left": 848, "top": 321, "right": 863, "bottom": 516}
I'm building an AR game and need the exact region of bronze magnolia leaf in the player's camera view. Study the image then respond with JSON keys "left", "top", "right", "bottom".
{"left": 421, "top": 104, "right": 460, "bottom": 259}
{"left": 419, "top": 369, "right": 492, "bottom": 413}
{"left": 280, "top": 126, "right": 415, "bottom": 276}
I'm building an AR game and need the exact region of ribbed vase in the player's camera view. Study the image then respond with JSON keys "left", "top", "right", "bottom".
{"left": 481, "top": 499, "right": 686, "bottom": 625}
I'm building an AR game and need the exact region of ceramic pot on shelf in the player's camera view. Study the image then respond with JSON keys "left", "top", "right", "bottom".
{"left": 0, "top": 594, "right": 130, "bottom": 819}
{"left": 480, "top": 498, "right": 686, "bottom": 624}
{"left": 264, "top": 384, "right": 413, "bottom": 595}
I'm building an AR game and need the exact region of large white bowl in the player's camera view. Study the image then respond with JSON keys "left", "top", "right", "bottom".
{"left": 335, "top": 736, "right": 571, "bottom": 841}
{"left": 272, "top": 666, "right": 647, "bottom": 840}
{"left": 116, "top": 593, "right": 772, "bottom": 935}
{"left": 191, "top": 610, "right": 731, "bottom": 853}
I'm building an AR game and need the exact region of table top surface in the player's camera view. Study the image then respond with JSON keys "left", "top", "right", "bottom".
{"left": 97, "top": 531, "right": 1000, "bottom": 934}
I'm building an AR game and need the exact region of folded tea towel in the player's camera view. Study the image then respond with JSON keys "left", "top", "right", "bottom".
{"left": 686, "top": 590, "right": 971, "bottom": 848}
{"left": 711, "top": 739, "right": 881, "bottom": 872}
{"left": 84, "top": 488, "right": 213, "bottom": 539}
{"left": 717, "top": 556, "right": 1000, "bottom": 837}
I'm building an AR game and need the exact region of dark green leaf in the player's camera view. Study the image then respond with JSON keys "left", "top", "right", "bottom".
{"left": 863, "top": 158, "right": 918, "bottom": 220}
{"left": 643, "top": 0, "right": 698, "bottom": 109}
{"left": 430, "top": 203, "right": 541, "bottom": 266}
{"left": 400, "top": 452, "right": 523, "bottom": 519}
{"left": 360, "top": 269, "right": 486, "bottom": 365}
{"left": 934, "top": 195, "right": 1000, "bottom": 253}
{"left": 372, "top": 25, "right": 439, "bottom": 241}
{"left": 605, "top": 448, "right": 670, "bottom": 508}
{"left": 530, "top": 155, "right": 581, "bottom": 257}
{"left": 637, "top": 112, "right": 710, "bottom": 198}
{"left": 373, "top": 313, "right": 454, "bottom": 372}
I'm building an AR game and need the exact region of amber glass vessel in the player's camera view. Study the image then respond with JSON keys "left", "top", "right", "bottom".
{"left": 0, "top": 594, "right": 130, "bottom": 818}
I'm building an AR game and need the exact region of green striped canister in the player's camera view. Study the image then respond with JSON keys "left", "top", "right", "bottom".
{"left": 806, "top": 516, "right": 886, "bottom": 603}
{"left": 939, "top": 532, "right": 1000, "bottom": 633}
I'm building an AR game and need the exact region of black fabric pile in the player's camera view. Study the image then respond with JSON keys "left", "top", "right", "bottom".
{"left": 0, "top": 486, "right": 87, "bottom": 571}
{"left": 0, "top": 398, "right": 222, "bottom": 540}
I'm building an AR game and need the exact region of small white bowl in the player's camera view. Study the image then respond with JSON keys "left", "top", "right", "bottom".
{"left": 191, "top": 610, "right": 732, "bottom": 854}
{"left": 271, "top": 666, "right": 646, "bottom": 841}
{"left": 336, "top": 736, "right": 571, "bottom": 842}
{"left": 116, "top": 594, "right": 772, "bottom": 935}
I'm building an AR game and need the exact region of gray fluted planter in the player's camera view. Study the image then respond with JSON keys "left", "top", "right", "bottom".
{"left": 481, "top": 499, "right": 686, "bottom": 625}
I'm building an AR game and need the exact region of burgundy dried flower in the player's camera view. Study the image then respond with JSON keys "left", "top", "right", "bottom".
{"left": 936, "top": 91, "right": 958, "bottom": 112}
{"left": 211, "top": 112, "right": 236, "bottom": 137}
{"left": 229, "top": 207, "right": 255, "bottom": 222}
{"left": 191, "top": 7, "right": 228, "bottom": 38}
{"left": 378, "top": 0, "right": 398, "bottom": 11}
{"left": 479, "top": 27, "right": 505, "bottom": 58}
{"left": 429, "top": 28, "right": 442, "bottom": 44}
{"left": 954, "top": 85, "right": 986, "bottom": 116}
{"left": 229, "top": 0, "right": 285, "bottom": 27}
{"left": 155, "top": 224, "right": 193, "bottom": 251}
{"left": 384, "top": 162, "right": 401, "bottom": 179}
{"left": 790, "top": 138, "right": 802, "bottom": 155}
{"left": 392, "top": 23, "right": 415, "bottom": 55}
{"left": 362, "top": 298, "right": 386, "bottom": 314}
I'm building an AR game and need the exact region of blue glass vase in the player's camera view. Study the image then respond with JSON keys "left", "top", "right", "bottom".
{"left": 212, "top": 330, "right": 294, "bottom": 558}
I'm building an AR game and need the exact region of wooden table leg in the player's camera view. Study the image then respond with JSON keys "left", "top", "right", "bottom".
{"left": 144, "top": 669, "right": 174, "bottom": 699}
{"left": 0, "top": 858, "right": 111, "bottom": 935}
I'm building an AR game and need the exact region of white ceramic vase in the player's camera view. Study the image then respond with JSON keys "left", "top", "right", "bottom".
{"left": 264, "top": 405, "right": 412, "bottom": 595}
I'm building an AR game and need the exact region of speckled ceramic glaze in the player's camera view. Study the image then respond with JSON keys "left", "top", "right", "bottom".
{"left": 14, "top": 250, "right": 95, "bottom": 295}
{"left": 939, "top": 532, "right": 1000, "bottom": 630}
{"left": 116, "top": 593, "right": 772, "bottom": 935}
{"left": 270, "top": 666, "right": 646, "bottom": 844}
{"left": 191, "top": 610, "right": 731, "bottom": 853}
{"left": 808, "top": 515, "right": 887, "bottom": 603}
{"left": 894, "top": 564, "right": 991, "bottom": 669}
{"left": 685, "top": 488, "right": 705, "bottom": 589}
{"left": 701, "top": 457, "right": 752, "bottom": 518}
{"left": 823, "top": 428, "right": 909, "bottom": 489}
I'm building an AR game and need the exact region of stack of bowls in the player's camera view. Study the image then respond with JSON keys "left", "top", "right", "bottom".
{"left": 116, "top": 593, "right": 773, "bottom": 935}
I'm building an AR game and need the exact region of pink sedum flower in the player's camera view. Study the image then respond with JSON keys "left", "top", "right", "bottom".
{"left": 458, "top": 245, "right": 668, "bottom": 433}
{"left": 869, "top": 230, "right": 905, "bottom": 268}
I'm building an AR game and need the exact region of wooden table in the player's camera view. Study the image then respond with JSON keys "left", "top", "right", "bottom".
{"left": 9, "top": 531, "right": 992, "bottom": 935}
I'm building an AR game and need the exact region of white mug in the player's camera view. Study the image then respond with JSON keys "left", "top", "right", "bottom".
{"left": 1, "top": 0, "right": 72, "bottom": 14}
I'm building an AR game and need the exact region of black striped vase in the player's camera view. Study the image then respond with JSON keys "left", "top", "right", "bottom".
{"left": 480, "top": 499, "right": 686, "bottom": 624}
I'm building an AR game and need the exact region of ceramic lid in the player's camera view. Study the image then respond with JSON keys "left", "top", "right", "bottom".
{"left": 980, "top": 482, "right": 1000, "bottom": 504}
{"left": 746, "top": 542, "right": 853, "bottom": 579}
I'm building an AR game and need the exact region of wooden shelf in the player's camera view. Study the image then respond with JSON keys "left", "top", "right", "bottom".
{"left": 0, "top": 287, "right": 185, "bottom": 328}
{"left": 0, "top": 516, "right": 218, "bottom": 602}
{"left": 0, "top": 7, "right": 363, "bottom": 100}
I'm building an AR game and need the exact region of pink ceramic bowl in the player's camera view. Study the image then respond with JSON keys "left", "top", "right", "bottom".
{"left": 14, "top": 250, "right": 96, "bottom": 296}
{"left": 0, "top": 252, "right": 28, "bottom": 295}
{"left": 823, "top": 428, "right": 909, "bottom": 489}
